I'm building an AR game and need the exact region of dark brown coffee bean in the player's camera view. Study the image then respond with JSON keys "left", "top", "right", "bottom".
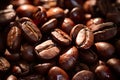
{"left": 48, "top": 66, "right": 69, "bottom": 80}
{"left": 16, "top": 4, "right": 36, "bottom": 18}
{"left": 34, "top": 40, "right": 60, "bottom": 60}
{"left": 76, "top": 26, "right": 94, "bottom": 49}
{"left": 51, "top": 28, "right": 72, "bottom": 46}
{"left": 115, "top": 39, "right": 120, "bottom": 56}
{"left": 59, "top": 46, "right": 78, "bottom": 70}
{"left": 4, "top": 49, "right": 20, "bottom": 61}
{"left": 19, "top": 17, "right": 42, "bottom": 43}
{"left": 0, "top": 8, "right": 16, "bottom": 25}
{"left": 0, "top": 57, "right": 10, "bottom": 72}
{"left": 95, "top": 65, "right": 116, "bottom": 80}
{"left": 47, "top": 7, "right": 65, "bottom": 25}
{"left": 70, "top": 24, "right": 85, "bottom": 40}
{"left": 40, "top": 18, "right": 57, "bottom": 33}
{"left": 92, "top": 22, "right": 117, "bottom": 42}
{"left": 72, "top": 70, "right": 95, "bottom": 80}
{"left": 79, "top": 49, "right": 98, "bottom": 65}
{"left": 32, "top": 6, "right": 47, "bottom": 25}
{"left": 6, "top": 74, "right": 17, "bottom": 80}
{"left": 95, "top": 42, "right": 115, "bottom": 60}
{"left": 70, "top": 7, "right": 85, "bottom": 24}
{"left": 34, "top": 63, "right": 53, "bottom": 74}
{"left": 107, "top": 58, "right": 120, "bottom": 76}
{"left": 7, "top": 22, "right": 22, "bottom": 52}
{"left": 61, "top": 18, "right": 75, "bottom": 34}
{"left": 21, "top": 43, "right": 35, "bottom": 62}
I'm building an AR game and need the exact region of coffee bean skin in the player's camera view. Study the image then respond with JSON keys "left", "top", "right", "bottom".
{"left": 48, "top": 66, "right": 69, "bottom": 80}
{"left": 59, "top": 46, "right": 78, "bottom": 70}
{"left": 72, "top": 70, "right": 95, "bottom": 80}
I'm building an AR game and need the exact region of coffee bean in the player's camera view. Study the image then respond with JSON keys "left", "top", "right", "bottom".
{"left": 107, "top": 58, "right": 120, "bottom": 76}
{"left": 51, "top": 28, "right": 72, "bottom": 46}
{"left": 41, "top": 18, "right": 57, "bottom": 33}
{"left": 93, "top": 22, "right": 117, "bottom": 42}
{"left": 0, "top": 57, "right": 10, "bottom": 72}
{"left": 19, "top": 17, "right": 42, "bottom": 43}
{"left": 72, "top": 70, "right": 95, "bottom": 80}
{"left": 59, "top": 46, "right": 78, "bottom": 70}
{"left": 48, "top": 66, "right": 69, "bottom": 80}
{"left": 61, "top": 18, "right": 75, "bottom": 34}
{"left": 34, "top": 40, "right": 60, "bottom": 60}
{"left": 7, "top": 22, "right": 22, "bottom": 52}
{"left": 95, "top": 65, "right": 116, "bottom": 80}
{"left": 16, "top": 4, "right": 36, "bottom": 18}
{"left": 95, "top": 42, "right": 115, "bottom": 60}
{"left": 76, "top": 26, "right": 94, "bottom": 49}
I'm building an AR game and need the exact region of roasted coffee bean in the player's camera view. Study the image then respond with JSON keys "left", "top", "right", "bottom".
{"left": 4, "top": 49, "right": 20, "bottom": 61}
{"left": 0, "top": 57, "right": 10, "bottom": 72}
{"left": 95, "top": 42, "right": 115, "bottom": 60}
{"left": 115, "top": 39, "right": 120, "bottom": 56}
{"left": 95, "top": 65, "right": 116, "bottom": 80}
{"left": 70, "top": 24, "right": 85, "bottom": 40}
{"left": 48, "top": 66, "right": 69, "bottom": 80}
{"left": 34, "top": 40, "right": 60, "bottom": 60}
{"left": 6, "top": 74, "right": 17, "bottom": 80}
{"left": 7, "top": 22, "right": 22, "bottom": 52}
{"left": 19, "top": 17, "right": 42, "bottom": 43}
{"left": 12, "top": 61, "right": 30, "bottom": 76}
{"left": 51, "top": 28, "right": 72, "bottom": 46}
{"left": 59, "top": 46, "right": 78, "bottom": 70}
{"left": 16, "top": 4, "right": 36, "bottom": 18}
{"left": 61, "top": 18, "right": 75, "bottom": 34}
{"left": 92, "top": 22, "right": 117, "bottom": 42}
{"left": 21, "top": 43, "right": 35, "bottom": 62}
{"left": 0, "top": 8, "right": 16, "bottom": 25}
{"left": 107, "top": 58, "right": 120, "bottom": 76}
{"left": 70, "top": 7, "right": 85, "bottom": 24}
{"left": 40, "top": 18, "right": 57, "bottom": 33}
{"left": 79, "top": 49, "right": 98, "bottom": 65}
{"left": 32, "top": 6, "right": 47, "bottom": 25}
{"left": 72, "top": 70, "right": 95, "bottom": 80}
{"left": 34, "top": 63, "right": 53, "bottom": 74}
{"left": 47, "top": 7, "right": 65, "bottom": 25}
{"left": 75, "top": 25, "right": 94, "bottom": 49}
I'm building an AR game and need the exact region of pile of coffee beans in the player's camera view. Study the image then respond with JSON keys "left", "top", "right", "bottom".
{"left": 0, "top": 0, "right": 120, "bottom": 80}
